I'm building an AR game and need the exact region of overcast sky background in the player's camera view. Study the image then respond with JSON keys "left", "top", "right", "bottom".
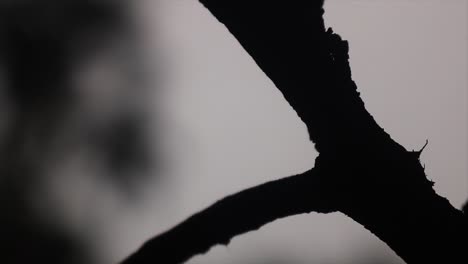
{"left": 81, "top": 0, "right": 467, "bottom": 263}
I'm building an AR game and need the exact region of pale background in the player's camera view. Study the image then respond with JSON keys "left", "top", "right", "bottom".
{"left": 37, "top": 0, "right": 466, "bottom": 263}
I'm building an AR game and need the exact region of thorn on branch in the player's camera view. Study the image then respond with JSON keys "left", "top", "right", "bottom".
{"left": 410, "top": 139, "right": 429, "bottom": 160}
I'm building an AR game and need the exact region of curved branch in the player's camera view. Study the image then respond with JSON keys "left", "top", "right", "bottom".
{"left": 121, "top": 166, "right": 336, "bottom": 264}
{"left": 192, "top": 2, "right": 468, "bottom": 263}
{"left": 121, "top": 1, "right": 468, "bottom": 263}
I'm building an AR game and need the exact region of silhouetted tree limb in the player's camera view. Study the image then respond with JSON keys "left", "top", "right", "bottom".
{"left": 122, "top": 165, "right": 338, "bottom": 264}
{"left": 122, "top": 1, "right": 468, "bottom": 263}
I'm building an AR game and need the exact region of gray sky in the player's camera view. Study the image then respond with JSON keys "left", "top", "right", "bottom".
{"left": 90, "top": 0, "right": 467, "bottom": 263}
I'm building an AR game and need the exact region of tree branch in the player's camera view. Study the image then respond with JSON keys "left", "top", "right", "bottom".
{"left": 121, "top": 166, "right": 336, "bottom": 264}
{"left": 190, "top": 2, "right": 468, "bottom": 263}
{"left": 196, "top": 0, "right": 397, "bottom": 155}
{"left": 121, "top": 1, "right": 468, "bottom": 263}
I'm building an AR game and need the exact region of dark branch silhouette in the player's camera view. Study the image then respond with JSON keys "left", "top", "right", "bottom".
{"left": 122, "top": 166, "right": 337, "bottom": 264}
{"left": 122, "top": 1, "right": 468, "bottom": 263}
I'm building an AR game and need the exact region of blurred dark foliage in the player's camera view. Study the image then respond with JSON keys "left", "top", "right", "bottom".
{"left": 0, "top": 1, "right": 153, "bottom": 263}
{"left": 0, "top": 0, "right": 125, "bottom": 110}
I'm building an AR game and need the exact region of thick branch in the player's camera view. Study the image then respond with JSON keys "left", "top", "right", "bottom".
{"left": 122, "top": 1, "right": 468, "bottom": 263}
{"left": 197, "top": 0, "right": 399, "bottom": 156}
{"left": 193, "top": 1, "right": 468, "bottom": 263}
{"left": 121, "top": 166, "right": 337, "bottom": 264}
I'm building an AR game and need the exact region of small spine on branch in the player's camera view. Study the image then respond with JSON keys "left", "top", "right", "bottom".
{"left": 409, "top": 139, "right": 429, "bottom": 160}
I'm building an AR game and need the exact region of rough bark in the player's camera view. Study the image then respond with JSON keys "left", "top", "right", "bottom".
{"left": 122, "top": 1, "right": 468, "bottom": 263}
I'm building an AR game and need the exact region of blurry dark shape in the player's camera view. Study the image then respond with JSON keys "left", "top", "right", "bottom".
{"left": 0, "top": 0, "right": 125, "bottom": 111}
{"left": 0, "top": 164, "right": 93, "bottom": 264}
{"left": 0, "top": 1, "right": 155, "bottom": 263}
{"left": 88, "top": 113, "right": 153, "bottom": 193}
{"left": 0, "top": 0, "right": 137, "bottom": 175}
{"left": 2, "top": 197, "right": 91, "bottom": 263}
